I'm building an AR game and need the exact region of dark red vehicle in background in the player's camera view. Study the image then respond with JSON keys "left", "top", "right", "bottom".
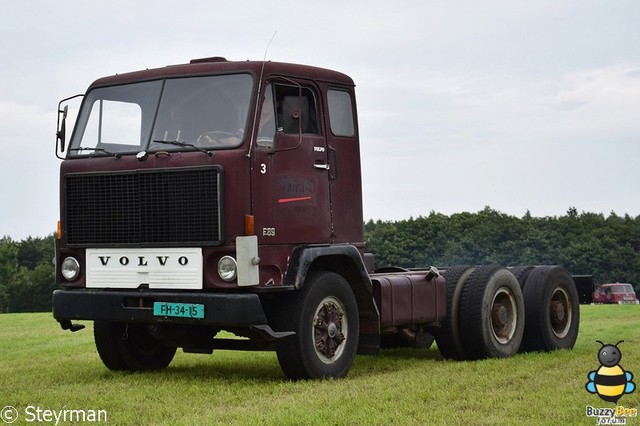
{"left": 52, "top": 57, "right": 582, "bottom": 379}
{"left": 593, "top": 283, "right": 639, "bottom": 304}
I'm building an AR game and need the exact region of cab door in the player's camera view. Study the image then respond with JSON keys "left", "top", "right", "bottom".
{"left": 250, "top": 81, "right": 332, "bottom": 244}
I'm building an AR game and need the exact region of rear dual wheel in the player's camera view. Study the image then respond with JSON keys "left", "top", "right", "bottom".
{"left": 521, "top": 265, "right": 579, "bottom": 352}
{"left": 458, "top": 266, "right": 525, "bottom": 359}
{"left": 437, "top": 266, "right": 524, "bottom": 360}
{"left": 435, "top": 266, "right": 475, "bottom": 360}
{"left": 437, "top": 264, "right": 579, "bottom": 359}
{"left": 508, "top": 266, "right": 535, "bottom": 289}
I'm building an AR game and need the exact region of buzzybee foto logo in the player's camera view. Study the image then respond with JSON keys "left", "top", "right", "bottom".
{"left": 585, "top": 340, "right": 637, "bottom": 424}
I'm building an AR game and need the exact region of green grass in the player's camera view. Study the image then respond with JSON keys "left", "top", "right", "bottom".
{"left": 1, "top": 305, "right": 639, "bottom": 425}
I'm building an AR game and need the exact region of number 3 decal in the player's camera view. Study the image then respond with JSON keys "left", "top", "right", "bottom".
{"left": 260, "top": 163, "right": 267, "bottom": 174}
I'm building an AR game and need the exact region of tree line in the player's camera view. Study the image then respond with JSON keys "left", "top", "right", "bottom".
{"left": 365, "top": 207, "right": 640, "bottom": 291}
{"left": 0, "top": 234, "right": 56, "bottom": 313}
{"left": 1, "top": 206, "right": 639, "bottom": 312}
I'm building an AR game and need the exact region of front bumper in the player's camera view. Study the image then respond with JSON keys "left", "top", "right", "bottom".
{"left": 53, "top": 289, "right": 270, "bottom": 327}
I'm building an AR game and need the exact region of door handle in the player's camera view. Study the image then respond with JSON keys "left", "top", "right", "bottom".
{"left": 313, "top": 163, "right": 330, "bottom": 171}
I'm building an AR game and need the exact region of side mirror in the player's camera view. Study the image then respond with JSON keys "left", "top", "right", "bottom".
{"left": 56, "top": 105, "right": 68, "bottom": 151}
{"left": 55, "top": 94, "right": 83, "bottom": 160}
{"left": 272, "top": 95, "right": 306, "bottom": 153}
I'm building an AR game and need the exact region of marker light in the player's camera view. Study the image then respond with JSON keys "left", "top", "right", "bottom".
{"left": 244, "top": 214, "right": 255, "bottom": 236}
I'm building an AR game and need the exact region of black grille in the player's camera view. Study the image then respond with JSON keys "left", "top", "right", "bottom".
{"left": 64, "top": 167, "right": 222, "bottom": 246}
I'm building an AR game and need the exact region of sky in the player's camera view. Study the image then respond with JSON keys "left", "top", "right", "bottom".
{"left": 1, "top": 0, "right": 640, "bottom": 240}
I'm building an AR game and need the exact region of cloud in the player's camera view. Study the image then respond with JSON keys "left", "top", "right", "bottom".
{"left": 2, "top": 1, "right": 640, "bottom": 237}
{"left": 0, "top": 100, "right": 59, "bottom": 238}
{"left": 360, "top": 63, "right": 640, "bottom": 220}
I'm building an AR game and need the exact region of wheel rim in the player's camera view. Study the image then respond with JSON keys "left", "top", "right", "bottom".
{"left": 491, "top": 287, "right": 518, "bottom": 344}
{"left": 313, "top": 296, "right": 348, "bottom": 364}
{"left": 549, "top": 287, "right": 572, "bottom": 338}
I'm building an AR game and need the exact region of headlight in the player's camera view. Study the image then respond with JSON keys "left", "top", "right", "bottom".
{"left": 61, "top": 257, "right": 80, "bottom": 281}
{"left": 218, "top": 256, "right": 237, "bottom": 282}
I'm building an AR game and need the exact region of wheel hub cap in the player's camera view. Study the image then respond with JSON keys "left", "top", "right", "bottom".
{"left": 493, "top": 304, "right": 508, "bottom": 327}
{"left": 550, "top": 288, "right": 572, "bottom": 338}
{"left": 552, "top": 300, "right": 566, "bottom": 322}
{"left": 314, "top": 301, "right": 345, "bottom": 360}
{"left": 491, "top": 288, "right": 517, "bottom": 344}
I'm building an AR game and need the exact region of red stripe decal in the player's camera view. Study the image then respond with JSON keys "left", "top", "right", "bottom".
{"left": 278, "top": 196, "right": 312, "bottom": 204}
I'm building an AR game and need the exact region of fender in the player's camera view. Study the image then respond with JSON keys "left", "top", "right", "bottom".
{"left": 283, "top": 244, "right": 372, "bottom": 292}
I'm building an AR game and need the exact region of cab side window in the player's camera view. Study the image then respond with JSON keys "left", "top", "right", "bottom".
{"left": 327, "top": 89, "right": 355, "bottom": 137}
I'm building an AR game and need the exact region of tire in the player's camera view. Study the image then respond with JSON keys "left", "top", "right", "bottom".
{"left": 521, "top": 265, "right": 580, "bottom": 352}
{"left": 508, "top": 266, "right": 534, "bottom": 289}
{"left": 275, "top": 272, "right": 359, "bottom": 380}
{"left": 435, "top": 265, "right": 475, "bottom": 360}
{"left": 94, "top": 321, "right": 177, "bottom": 371}
{"left": 459, "top": 266, "right": 525, "bottom": 360}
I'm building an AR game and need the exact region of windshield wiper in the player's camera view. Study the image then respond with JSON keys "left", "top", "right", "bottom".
{"left": 69, "top": 147, "right": 121, "bottom": 158}
{"left": 152, "top": 140, "right": 212, "bottom": 156}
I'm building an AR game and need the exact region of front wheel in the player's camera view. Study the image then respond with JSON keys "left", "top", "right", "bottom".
{"left": 94, "top": 321, "right": 176, "bottom": 371}
{"left": 275, "top": 272, "right": 359, "bottom": 380}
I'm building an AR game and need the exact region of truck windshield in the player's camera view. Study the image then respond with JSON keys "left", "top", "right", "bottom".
{"left": 68, "top": 74, "right": 253, "bottom": 157}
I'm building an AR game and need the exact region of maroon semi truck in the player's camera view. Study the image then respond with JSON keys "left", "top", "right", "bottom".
{"left": 52, "top": 57, "right": 580, "bottom": 379}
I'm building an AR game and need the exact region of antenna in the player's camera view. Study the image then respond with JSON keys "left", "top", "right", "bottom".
{"left": 247, "top": 31, "right": 277, "bottom": 158}
{"left": 264, "top": 31, "right": 277, "bottom": 61}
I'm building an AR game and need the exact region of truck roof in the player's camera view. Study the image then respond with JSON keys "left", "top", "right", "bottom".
{"left": 89, "top": 57, "right": 355, "bottom": 89}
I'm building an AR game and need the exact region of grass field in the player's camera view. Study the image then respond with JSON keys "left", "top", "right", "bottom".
{"left": 1, "top": 305, "right": 639, "bottom": 425}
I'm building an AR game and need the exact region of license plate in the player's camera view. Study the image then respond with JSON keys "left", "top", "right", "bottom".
{"left": 153, "top": 302, "right": 205, "bottom": 319}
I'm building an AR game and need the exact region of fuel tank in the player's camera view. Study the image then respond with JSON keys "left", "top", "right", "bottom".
{"left": 371, "top": 270, "right": 446, "bottom": 329}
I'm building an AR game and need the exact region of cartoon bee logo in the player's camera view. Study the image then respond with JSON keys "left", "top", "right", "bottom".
{"left": 586, "top": 340, "right": 636, "bottom": 403}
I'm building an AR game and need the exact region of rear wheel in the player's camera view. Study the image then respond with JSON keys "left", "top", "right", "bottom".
{"left": 459, "top": 266, "right": 525, "bottom": 359}
{"left": 94, "top": 321, "right": 176, "bottom": 371}
{"left": 275, "top": 272, "right": 359, "bottom": 380}
{"left": 508, "top": 266, "right": 534, "bottom": 289}
{"left": 521, "top": 265, "right": 580, "bottom": 352}
{"left": 435, "top": 266, "right": 475, "bottom": 360}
